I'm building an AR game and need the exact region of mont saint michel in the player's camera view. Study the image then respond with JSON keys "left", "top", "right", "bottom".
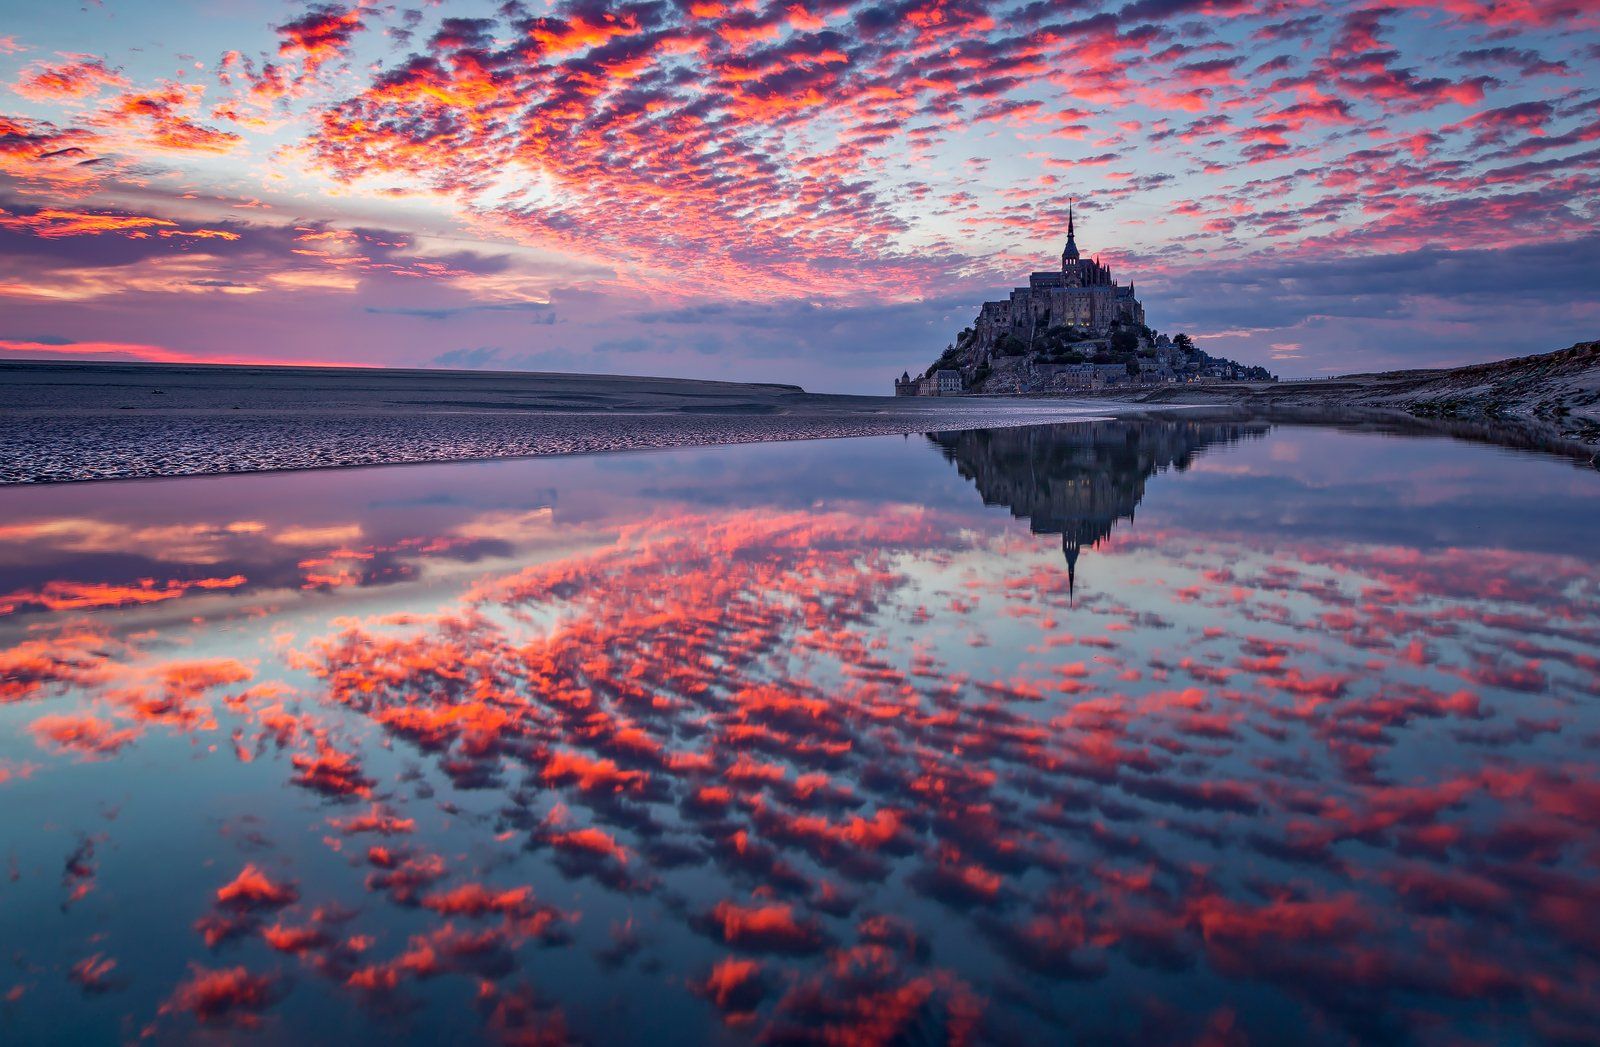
{"left": 898, "top": 206, "right": 1273, "bottom": 396}
{"left": 5, "top": 2, "right": 1600, "bottom": 1044}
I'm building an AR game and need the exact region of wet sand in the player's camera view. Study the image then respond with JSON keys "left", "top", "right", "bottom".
{"left": 0, "top": 360, "right": 1124, "bottom": 484}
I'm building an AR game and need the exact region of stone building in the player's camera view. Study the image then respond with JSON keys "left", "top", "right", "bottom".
{"left": 896, "top": 204, "right": 1150, "bottom": 395}
{"left": 897, "top": 368, "right": 963, "bottom": 396}
{"left": 972, "top": 204, "right": 1145, "bottom": 347}
{"left": 1037, "top": 362, "right": 1134, "bottom": 389}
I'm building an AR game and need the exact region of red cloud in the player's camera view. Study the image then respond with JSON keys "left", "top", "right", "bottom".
{"left": 548, "top": 826, "right": 629, "bottom": 865}
{"left": 290, "top": 735, "right": 374, "bottom": 797}
{"left": 0, "top": 575, "right": 246, "bottom": 616}
{"left": 102, "top": 84, "right": 242, "bottom": 154}
{"left": 418, "top": 883, "right": 536, "bottom": 919}
{"left": 692, "top": 957, "right": 767, "bottom": 1024}
{"left": 217, "top": 865, "right": 300, "bottom": 911}
{"left": 68, "top": 953, "right": 120, "bottom": 994}
{"left": 159, "top": 965, "right": 285, "bottom": 1029}
{"left": 12, "top": 57, "right": 128, "bottom": 101}
{"left": 1, "top": 627, "right": 116, "bottom": 705}
{"left": 30, "top": 712, "right": 139, "bottom": 757}
{"left": 0, "top": 207, "right": 177, "bottom": 239}
{"left": 277, "top": 5, "right": 365, "bottom": 72}
{"left": 699, "top": 900, "right": 828, "bottom": 954}
{"left": 0, "top": 339, "right": 366, "bottom": 368}
{"left": 327, "top": 804, "right": 415, "bottom": 836}
{"left": 260, "top": 921, "right": 330, "bottom": 955}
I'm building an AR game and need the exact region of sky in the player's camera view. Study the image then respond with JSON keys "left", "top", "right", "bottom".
{"left": 0, "top": 0, "right": 1596, "bottom": 392}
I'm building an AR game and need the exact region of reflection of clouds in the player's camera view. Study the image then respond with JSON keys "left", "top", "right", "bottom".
{"left": 0, "top": 575, "right": 248, "bottom": 616}
{"left": 68, "top": 952, "right": 121, "bottom": 995}
{"left": 449, "top": 507, "right": 555, "bottom": 544}
{"left": 30, "top": 712, "right": 140, "bottom": 758}
{"left": 272, "top": 524, "right": 364, "bottom": 547}
{"left": 5, "top": 496, "right": 1600, "bottom": 1041}
{"left": 21, "top": 652, "right": 258, "bottom": 763}
{"left": 297, "top": 508, "right": 1600, "bottom": 1040}
{"left": 0, "top": 518, "right": 266, "bottom": 563}
{"left": 158, "top": 964, "right": 286, "bottom": 1030}
{"left": 1, "top": 626, "right": 118, "bottom": 703}
{"left": 0, "top": 500, "right": 558, "bottom": 619}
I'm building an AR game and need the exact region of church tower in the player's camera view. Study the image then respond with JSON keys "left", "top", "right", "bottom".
{"left": 1061, "top": 201, "right": 1082, "bottom": 288}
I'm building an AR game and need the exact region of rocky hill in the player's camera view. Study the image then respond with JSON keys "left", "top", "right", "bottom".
{"left": 899, "top": 216, "right": 1274, "bottom": 396}
{"left": 907, "top": 321, "right": 1273, "bottom": 396}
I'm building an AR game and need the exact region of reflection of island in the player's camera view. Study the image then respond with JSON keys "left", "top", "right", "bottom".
{"left": 929, "top": 421, "right": 1268, "bottom": 592}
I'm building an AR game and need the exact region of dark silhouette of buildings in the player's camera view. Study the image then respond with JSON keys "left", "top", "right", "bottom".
{"left": 928, "top": 420, "right": 1268, "bottom": 595}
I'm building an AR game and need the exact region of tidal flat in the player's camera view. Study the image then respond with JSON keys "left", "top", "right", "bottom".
{"left": 0, "top": 360, "right": 1116, "bottom": 483}
{"left": 1, "top": 419, "right": 1597, "bottom": 1044}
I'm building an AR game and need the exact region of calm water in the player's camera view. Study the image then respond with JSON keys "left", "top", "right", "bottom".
{"left": 1, "top": 421, "right": 1597, "bottom": 1045}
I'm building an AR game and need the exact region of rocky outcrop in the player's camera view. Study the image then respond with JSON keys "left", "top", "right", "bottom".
{"left": 900, "top": 222, "right": 1271, "bottom": 395}
{"left": 1329, "top": 340, "right": 1600, "bottom": 441}
{"left": 1100, "top": 340, "right": 1600, "bottom": 464}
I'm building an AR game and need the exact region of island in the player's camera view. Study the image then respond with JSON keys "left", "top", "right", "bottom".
{"left": 895, "top": 204, "right": 1272, "bottom": 397}
{"left": 893, "top": 215, "right": 1596, "bottom": 467}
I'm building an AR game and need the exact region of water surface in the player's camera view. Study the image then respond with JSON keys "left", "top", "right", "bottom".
{"left": 2, "top": 421, "right": 1597, "bottom": 1044}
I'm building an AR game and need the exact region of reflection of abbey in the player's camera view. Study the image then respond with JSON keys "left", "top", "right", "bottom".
{"left": 928, "top": 421, "right": 1268, "bottom": 593}
{"left": 898, "top": 205, "right": 1273, "bottom": 396}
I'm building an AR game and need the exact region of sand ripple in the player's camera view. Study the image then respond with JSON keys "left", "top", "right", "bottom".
{"left": 0, "top": 406, "right": 1109, "bottom": 484}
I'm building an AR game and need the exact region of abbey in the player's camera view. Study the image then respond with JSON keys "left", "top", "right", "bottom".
{"left": 979, "top": 204, "right": 1145, "bottom": 339}
{"left": 897, "top": 206, "right": 1152, "bottom": 397}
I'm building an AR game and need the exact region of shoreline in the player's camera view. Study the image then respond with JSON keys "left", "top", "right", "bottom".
{"left": 0, "top": 407, "right": 1132, "bottom": 486}
{"left": 3, "top": 354, "right": 1594, "bottom": 484}
{"left": 0, "top": 359, "right": 1133, "bottom": 484}
{"left": 1056, "top": 339, "right": 1600, "bottom": 466}
{"left": 1101, "top": 402, "right": 1600, "bottom": 470}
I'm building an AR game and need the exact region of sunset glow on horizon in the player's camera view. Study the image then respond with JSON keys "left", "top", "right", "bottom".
{"left": 1, "top": 0, "right": 1597, "bottom": 389}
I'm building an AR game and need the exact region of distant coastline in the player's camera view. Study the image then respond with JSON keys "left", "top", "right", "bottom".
{"left": 0, "top": 359, "right": 1118, "bottom": 484}
{"left": 2, "top": 341, "right": 1592, "bottom": 484}
{"left": 1082, "top": 340, "right": 1600, "bottom": 466}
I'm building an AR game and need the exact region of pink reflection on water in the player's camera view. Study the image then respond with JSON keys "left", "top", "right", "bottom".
{"left": 0, "top": 457, "right": 1597, "bottom": 1042}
